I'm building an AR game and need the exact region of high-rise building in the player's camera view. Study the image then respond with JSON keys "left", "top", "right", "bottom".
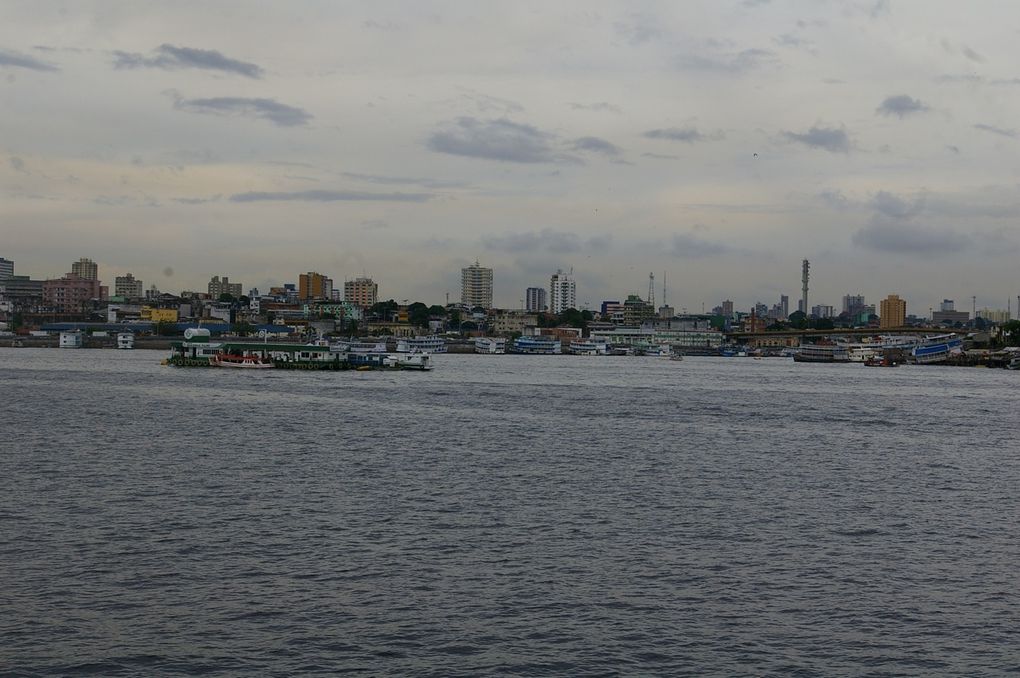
{"left": 879, "top": 294, "right": 906, "bottom": 328}
{"left": 114, "top": 273, "right": 143, "bottom": 299}
{"left": 549, "top": 269, "right": 576, "bottom": 314}
{"left": 812, "top": 304, "right": 835, "bottom": 319}
{"left": 461, "top": 261, "right": 493, "bottom": 309}
{"left": 525, "top": 287, "right": 547, "bottom": 312}
{"left": 344, "top": 277, "right": 378, "bottom": 308}
{"left": 780, "top": 295, "right": 789, "bottom": 320}
{"left": 940, "top": 299, "right": 955, "bottom": 312}
{"left": 208, "top": 275, "right": 242, "bottom": 299}
{"left": 299, "top": 271, "right": 332, "bottom": 300}
{"left": 843, "top": 294, "right": 866, "bottom": 315}
{"left": 0, "top": 257, "right": 13, "bottom": 279}
{"left": 721, "top": 300, "right": 734, "bottom": 318}
{"left": 71, "top": 257, "right": 98, "bottom": 281}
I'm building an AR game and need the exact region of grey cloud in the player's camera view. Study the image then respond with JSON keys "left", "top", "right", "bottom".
{"left": 680, "top": 48, "right": 778, "bottom": 74}
{"left": 642, "top": 152, "right": 680, "bottom": 160}
{"left": 457, "top": 89, "right": 524, "bottom": 115}
{"left": 340, "top": 171, "right": 468, "bottom": 189}
{"left": 114, "top": 44, "right": 263, "bottom": 78}
{"left": 870, "top": 0, "right": 891, "bottom": 19}
{"left": 871, "top": 191, "right": 924, "bottom": 219}
{"left": 0, "top": 48, "right": 58, "bottom": 71}
{"left": 992, "top": 78, "right": 1020, "bottom": 85}
{"left": 9, "top": 156, "right": 27, "bottom": 173}
{"left": 946, "top": 145, "right": 961, "bottom": 154}
{"left": 173, "top": 195, "right": 222, "bottom": 205}
{"left": 427, "top": 117, "right": 562, "bottom": 163}
{"left": 171, "top": 94, "right": 312, "bottom": 127}
{"left": 613, "top": 17, "right": 664, "bottom": 45}
{"left": 782, "top": 126, "right": 850, "bottom": 153}
{"left": 571, "top": 136, "right": 620, "bottom": 156}
{"left": 568, "top": 102, "right": 622, "bottom": 113}
{"left": 935, "top": 73, "right": 982, "bottom": 84}
{"left": 962, "top": 46, "right": 985, "bottom": 63}
{"left": 644, "top": 127, "right": 722, "bottom": 143}
{"left": 852, "top": 222, "right": 969, "bottom": 255}
{"left": 483, "top": 228, "right": 608, "bottom": 254}
{"left": 818, "top": 189, "right": 850, "bottom": 210}
{"left": 876, "top": 94, "right": 929, "bottom": 118}
{"left": 974, "top": 123, "right": 1016, "bottom": 138}
{"left": 670, "top": 233, "right": 732, "bottom": 258}
{"left": 229, "top": 190, "right": 431, "bottom": 202}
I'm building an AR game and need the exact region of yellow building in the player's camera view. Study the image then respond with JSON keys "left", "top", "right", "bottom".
{"left": 299, "top": 272, "right": 331, "bottom": 300}
{"left": 879, "top": 294, "right": 906, "bottom": 329}
{"left": 141, "top": 306, "right": 179, "bottom": 323}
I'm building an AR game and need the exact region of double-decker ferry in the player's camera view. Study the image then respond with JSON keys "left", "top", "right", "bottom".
{"left": 567, "top": 339, "right": 608, "bottom": 356}
{"left": 474, "top": 337, "right": 506, "bottom": 354}
{"left": 512, "top": 336, "right": 562, "bottom": 354}
{"left": 396, "top": 336, "right": 446, "bottom": 353}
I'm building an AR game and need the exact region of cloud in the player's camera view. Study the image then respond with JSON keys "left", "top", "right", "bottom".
{"left": 170, "top": 93, "right": 312, "bottom": 127}
{"left": 173, "top": 195, "right": 222, "bottom": 205}
{"left": 974, "top": 123, "right": 1016, "bottom": 138}
{"left": 935, "top": 73, "right": 983, "bottom": 84}
{"left": 0, "top": 48, "right": 58, "bottom": 71}
{"left": 670, "top": 232, "right": 733, "bottom": 258}
{"left": 871, "top": 191, "right": 924, "bottom": 219}
{"left": 229, "top": 189, "right": 431, "bottom": 202}
{"left": 782, "top": 125, "right": 850, "bottom": 153}
{"left": 570, "top": 136, "right": 620, "bottom": 156}
{"left": 568, "top": 102, "right": 622, "bottom": 113}
{"left": 613, "top": 16, "right": 664, "bottom": 45}
{"left": 644, "top": 127, "right": 722, "bottom": 143}
{"left": 339, "top": 171, "right": 468, "bottom": 189}
{"left": 8, "top": 156, "right": 28, "bottom": 173}
{"left": 817, "top": 189, "right": 850, "bottom": 210}
{"left": 457, "top": 88, "right": 524, "bottom": 115}
{"left": 962, "top": 46, "right": 985, "bottom": 63}
{"left": 852, "top": 223, "right": 970, "bottom": 255}
{"left": 113, "top": 44, "right": 263, "bottom": 78}
{"left": 482, "top": 228, "right": 607, "bottom": 254}
{"left": 427, "top": 117, "right": 563, "bottom": 163}
{"left": 679, "top": 48, "right": 778, "bottom": 73}
{"left": 641, "top": 152, "right": 680, "bottom": 160}
{"left": 876, "top": 94, "right": 929, "bottom": 118}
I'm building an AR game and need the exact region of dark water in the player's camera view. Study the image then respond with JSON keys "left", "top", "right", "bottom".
{"left": 3, "top": 348, "right": 1020, "bottom": 676}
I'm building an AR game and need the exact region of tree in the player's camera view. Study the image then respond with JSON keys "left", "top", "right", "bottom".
{"left": 407, "top": 302, "right": 430, "bottom": 328}
{"left": 218, "top": 293, "right": 235, "bottom": 303}
{"left": 370, "top": 299, "right": 398, "bottom": 320}
{"left": 1000, "top": 320, "right": 1020, "bottom": 346}
{"left": 233, "top": 321, "right": 255, "bottom": 337}
{"left": 787, "top": 310, "right": 808, "bottom": 329}
{"left": 812, "top": 318, "right": 834, "bottom": 330}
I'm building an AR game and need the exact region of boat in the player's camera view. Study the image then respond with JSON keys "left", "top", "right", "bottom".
{"left": 911, "top": 334, "right": 964, "bottom": 364}
{"left": 793, "top": 343, "right": 849, "bottom": 363}
{"left": 1007, "top": 355, "right": 1020, "bottom": 370}
{"left": 863, "top": 353, "right": 900, "bottom": 367}
{"left": 635, "top": 343, "right": 673, "bottom": 357}
{"left": 512, "top": 336, "right": 562, "bottom": 354}
{"left": 331, "top": 339, "right": 387, "bottom": 354}
{"left": 116, "top": 332, "right": 135, "bottom": 349}
{"left": 474, "top": 337, "right": 506, "bottom": 354}
{"left": 210, "top": 353, "right": 274, "bottom": 368}
{"left": 669, "top": 352, "right": 684, "bottom": 361}
{"left": 396, "top": 336, "right": 446, "bottom": 353}
{"left": 59, "top": 330, "right": 83, "bottom": 349}
{"left": 384, "top": 351, "right": 434, "bottom": 370}
{"left": 567, "top": 339, "right": 608, "bottom": 356}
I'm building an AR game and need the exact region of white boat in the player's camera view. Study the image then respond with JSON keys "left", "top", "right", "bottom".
{"left": 116, "top": 332, "right": 135, "bottom": 349}
{"left": 512, "top": 336, "right": 561, "bottom": 354}
{"left": 331, "top": 339, "right": 387, "bottom": 354}
{"left": 396, "top": 336, "right": 446, "bottom": 353}
{"left": 474, "top": 337, "right": 506, "bottom": 354}
{"left": 567, "top": 339, "right": 608, "bottom": 355}
{"left": 383, "top": 351, "right": 434, "bottom": 370}
{"left": 794, "top": 344, "right": 849, "bottom": 363}
{"left": 1007, "top": 355, "right": 1020, "bottom": 370}
{"left": 210, "top": 353, "right": 274, "bottom": 368}
{"left": 59, "top": 330, "right": 83, "bottom": 349}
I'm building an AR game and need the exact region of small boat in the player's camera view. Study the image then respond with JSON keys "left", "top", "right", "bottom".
{"left": 116, "top": 332, "right": 135, "bottom": 349}
{"left": 210, "top": 353, "right": 274, "bottom": 369}
{"left": 669, "top": 353, "right": 684, "bottom": 361}
{"left": 1007, "top": 355, "right": 1020, "bottom": 370}
{"left": 863, "top": 353, "right": 900, "bottom": 367}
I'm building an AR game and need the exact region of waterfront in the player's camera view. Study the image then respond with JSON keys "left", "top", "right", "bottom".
{"left": 3, "top": 349, "right": 1020, "bottom": 675}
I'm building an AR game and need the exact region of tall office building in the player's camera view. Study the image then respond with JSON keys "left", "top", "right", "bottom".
{"left": 843, "top": 294, "right": 866, "bottom": 315}
{"left": 780, "top": 295, "right": 789, "bottom": 320}
{"left": 461, "top": 261, "right": 493, "bottom": 309}
{"left": 0, "top": 257, "right": 13, "bottom": 280}
{"left": 879, "top": 294, "right": 906, "bottom": 329}
{"left": 525, "top": 287, "right": 547, "bottom": 312}
{"left": 299, "top": 271, "right": 332, "bottom": 300}
{"left": 208, "top": 275, "right": 242, "bottom": 299}
{"left": 940, "top": 299, "right": 955, "bottom": 312}
{"left": 721, "top": 300, "right": 734, "bottom": 318}
{"left": 114, "top": 273, "right": 143, "bottom": 299}
{"left": 71, "top": 257, "right": 98, "bottom": 281}
{"left": 549, "top": 269, "right": 576, "bottom": 314}
{"left": 344, "top": 277, "right": 378, "bottom": 308}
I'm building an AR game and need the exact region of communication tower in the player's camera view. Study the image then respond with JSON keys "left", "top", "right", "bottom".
{"left": 801, "top": 259, "right": 810, "bottom": 314}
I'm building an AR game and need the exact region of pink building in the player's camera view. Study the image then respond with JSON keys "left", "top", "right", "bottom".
{"left": 43, "top": 274, "right": 102, "bottom": 313}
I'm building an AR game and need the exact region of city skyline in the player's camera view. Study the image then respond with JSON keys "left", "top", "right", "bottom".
{"left": 4, "top": 2, "right": 1020, "bottom": 312}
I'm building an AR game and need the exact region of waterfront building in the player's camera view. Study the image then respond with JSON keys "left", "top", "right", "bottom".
{"left": 0, "top": 257, "right": 13, "bottom": 280}
{"left": 622, "top": 295, "right": 654, "bottom": 325}
{"left": 589, "top": 326, "right": 724, "bottom": 351}
{"left": 461, "top": 261, "right": 493, "bottom": 309}
{"left": 344, "top": 277, "right": 378, "bottom": 308}
{"left": 299, "top": 272, "right": 332, "bottom": 301}
{"left": 0, "top": 275, "right": 43, "bottom": 310}
{"left": 43, "top": 273, "right": 101, "bottom": 313}
{"left": 932, "top": 309, "right": 969, "bottom": 326}
{"left": 879, "top": 294, "right": 906, "bottom": 329}
{"left": 492, "top": 310, "right": 538, "bottom": 335}
{"left": 525, "top": 287, "right": 546, "bottom": 313}
{"left": 940, "top": 299, "right": 955, "bottom": 312}
{"left": 977, "top": 308, "right": 1010, "bottom": 324}
{"left": 71, "top": 257, "right": 98, "bottom": 281}
{"left": 549, "top": 269, "right": 576, "bottom": 314}
{"left": 140, "top": 306, "right": 179, "bottom": 323}
{"left": 208, "top": 275, "right": 242, "bottom": 299}
{"left": 114, "top": 273, "right": 143, "bottom": 299}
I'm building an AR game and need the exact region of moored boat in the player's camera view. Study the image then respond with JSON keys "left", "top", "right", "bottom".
{"left": 567, "top": 339, "right": 608, "bottom": 355}
{"left": 512, "top": 336, "right": 561, "bottom": 354}
{"left": 116, "top": 332, "right": 135, "bottom": 349}
{"left": 793, "top": 343, "right": 849, "bottom": 363}
{"left": 396, "top": 336, "right": 446, "bottom": 353}
{"left": 210, "top": 353, "right": 274, "bottom": 368}
{"left": 474, "top": 337, "right": 506, "bottom": 354}
{"left": 911, "top": 334, "right": 963, "bottom": 364}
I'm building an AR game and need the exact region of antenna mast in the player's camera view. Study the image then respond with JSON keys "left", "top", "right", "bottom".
{"left": 648, "top": 272, "right": 655, "bottom": 307}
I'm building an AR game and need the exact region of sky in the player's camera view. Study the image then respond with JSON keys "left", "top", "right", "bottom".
{"left": 3, "top": 0, "right": 1020, "bottom": 315}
